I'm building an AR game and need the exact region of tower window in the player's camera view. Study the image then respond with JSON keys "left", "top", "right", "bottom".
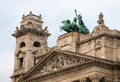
{"left": 27, "top": 21, "right": 32, "bottom": 25}
{"left": 33, "top": 41, "right": 41, "bottom": 47}
{"left": 19, "top": 57, "right": 23, "bottom": 68}
{"left": 20, "top": 42, "right": 25, "bottom": 48}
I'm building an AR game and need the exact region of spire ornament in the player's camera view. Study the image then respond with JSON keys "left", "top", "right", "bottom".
{"left": 22, "top": 14, "right": 25, "bottom": 19}
{"left": 30, "top": 11, "right": 32, "bottom": 15}
{"left": 97, "top": 12, "right": 104, "bottom": 25}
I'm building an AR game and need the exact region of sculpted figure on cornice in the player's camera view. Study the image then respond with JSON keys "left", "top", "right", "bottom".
{"left": 97, "top": 12, "right": 104, "bottom": 25}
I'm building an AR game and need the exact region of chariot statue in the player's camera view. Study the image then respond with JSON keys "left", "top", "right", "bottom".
{"left": 60, "top": 9, "right": 90, "bottom": 34}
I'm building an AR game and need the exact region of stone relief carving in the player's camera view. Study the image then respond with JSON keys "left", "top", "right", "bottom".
{"left": 94, "top": 38, "right": 102, "bottom": 48}
{"left": 92, "top": 27, "right": 101, "bottom": 36}
{"left": 35, "top": 55, "right": 88, "bottom": 74}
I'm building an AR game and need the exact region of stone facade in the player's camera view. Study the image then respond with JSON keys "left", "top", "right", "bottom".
{"left": 11, "top": 12, "right": 120, "bottom": 82}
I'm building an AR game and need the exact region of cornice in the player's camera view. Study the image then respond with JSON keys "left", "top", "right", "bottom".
{"left": 19, "top": 50, "right": 120, "bottom": 82}
{"left": 21, "top": 59, "right": 119, "bottom": 82}
{"left": 79, "top": 32, "right": 120, "bottom": 44}
{"left": 12, "top": 28, "right": 51, "bottom": 38}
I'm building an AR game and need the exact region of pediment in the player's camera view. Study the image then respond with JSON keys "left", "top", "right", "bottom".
{"left": 35, "top": 53, "right": 89, "bottom": 74}
{"left": 19, "top": 50, "right": 92, "bottom": 81}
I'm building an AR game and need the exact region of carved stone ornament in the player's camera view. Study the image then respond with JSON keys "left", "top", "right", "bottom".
{"left": 94, "top": 27, "right": 100, "bottom": 34}
{"left": 35, "top": 54, "right": 88, "bottom": 75}
{"left": 94, "top": 38, "right": 102, "bottom": 48}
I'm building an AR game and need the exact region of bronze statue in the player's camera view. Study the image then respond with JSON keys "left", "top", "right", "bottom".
{"left": 60, "top": 19, "right": 72, "bottom": 33}
{"left": 60, "top": 9, "right": 90, "bottom": 34}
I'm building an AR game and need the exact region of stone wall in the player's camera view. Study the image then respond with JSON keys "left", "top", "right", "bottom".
{"left": 57, "top": 25, "right": 120, "bottom": 62}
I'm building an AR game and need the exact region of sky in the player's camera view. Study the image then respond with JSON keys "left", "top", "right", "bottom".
{"left": 0, "top": 0, "right": 120, "bottom": 82}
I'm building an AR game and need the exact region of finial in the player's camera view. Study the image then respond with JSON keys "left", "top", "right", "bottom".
{"left": 15, "top": 26, "right": 19, "bottom": 32}
{"left": 22, "top": 14, "right": 25, "bottom": 19}
{"left": 44, "top": 26, "right": 48, "bottom": 33}
{"left": 30, "top": 11, "right": 32, "bottom": 15}
{"left": 39, "top": 14, "right": 41, "bottom": 17}
{"left": 16, "top": 26, "right": 19, "bottom": 30}
{"left": 100, "top": 12, "right": 103, "bottom": 18}
{"left": 97, "top": 12, "right": 104, "bottom": 25}
{"left": 39, "top": 14, "right": 42, "bottom": 18}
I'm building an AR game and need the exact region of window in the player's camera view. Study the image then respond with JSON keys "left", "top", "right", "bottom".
{"left": 33, "top": 41, "right": 41, "bottom": 47}
{"left": 27, "top": 21, "right": 32, "bottom": 25}
{"left": 20, "top": 42, "right": 25, "bottom": 48}
{"left": 19, "top": 57, "right": 23, "bottom": 68}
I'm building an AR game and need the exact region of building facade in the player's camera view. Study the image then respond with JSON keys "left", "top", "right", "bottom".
{"left": 11, "top": 12, "right": 120, "bottom": 82}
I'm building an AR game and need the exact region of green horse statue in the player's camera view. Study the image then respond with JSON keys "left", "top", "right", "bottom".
{"left": 60, "top": 17, "right": 81, "bottom": 33}
{"left": 60, "top": 9, "right": 90, "bottom": 34}
{"left": 60, "top": 19, "right": 72, "bottom": 33}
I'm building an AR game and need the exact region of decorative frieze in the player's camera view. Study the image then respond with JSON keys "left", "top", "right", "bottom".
{"left": 36, "top": 54, "right": 89, "bottom": 75}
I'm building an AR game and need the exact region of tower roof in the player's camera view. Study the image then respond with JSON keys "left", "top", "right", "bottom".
{"left": 21, "top": 11, "right": 43, "bottom": 24}
{"left": 12, "top": 11, "right": 51, "bottom": 38}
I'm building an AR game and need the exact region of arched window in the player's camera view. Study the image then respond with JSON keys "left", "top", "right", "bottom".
{"left": 20, "top": 42, "right": 25, "bottom": 48}
{"left": 27, "top": 21, "right": 32, "bottom": 25}
{"left": 33, "top": 41, "right": 41, "bottom": 47}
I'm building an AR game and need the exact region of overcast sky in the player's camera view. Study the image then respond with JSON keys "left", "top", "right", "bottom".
{"left": 0, "top": 0, "right": 120, "bottom": 82}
